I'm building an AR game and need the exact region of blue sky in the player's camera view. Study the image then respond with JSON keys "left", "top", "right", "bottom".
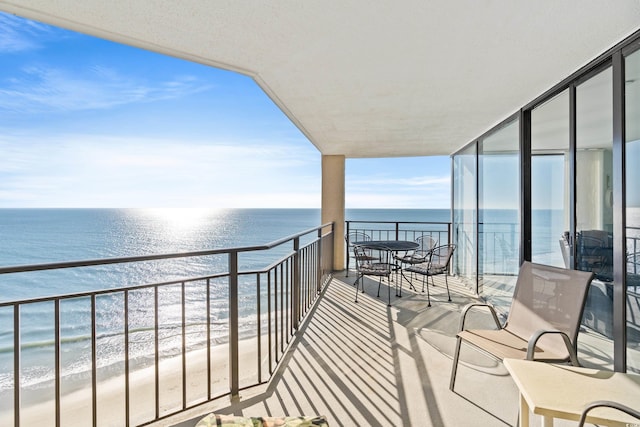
{"left": 0, "top": 12, "right": 451, "bottom": 209}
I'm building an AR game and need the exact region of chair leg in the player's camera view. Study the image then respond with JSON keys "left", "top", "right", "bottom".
{"left": 388, "top": 276, "right": 391, "bottom": 306}
{"left": 408, "top": 276, "right": 417, "bottom": 292}
{"left": 425, "top": 275, "right": 431, "bottom": 307}
{"left": 450, "top": 336, "right": 463, "bottom": 391}
{"left": 354, "top": 274, "right": 360, "bottom": 302}
{"left": 377, "top": 277, "right": 381, "bottom": 297}
{"left": 444, "top": 274, "right": 451, "bottom": 302}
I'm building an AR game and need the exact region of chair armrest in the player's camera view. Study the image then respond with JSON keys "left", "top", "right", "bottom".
{"left": 526, "top": 329, "right": 579, "bottom": 366}
{"left": 578, "top": 400, "right": 640, "bottom": 427}
{"left": 458, "top": 303, "right": 502, "bottom": 332}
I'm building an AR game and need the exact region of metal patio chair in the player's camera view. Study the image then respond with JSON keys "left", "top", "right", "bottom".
{"left": 345, "top": 231, "right": 377, "bottom": 277}
{"left": 394, "top": 235, "right": 438, "bottom": 270}
{"left": 404, "top": 243, "right": 455, "bottom": 306}
{"left": 449, "top": 261, "right": 594, "bottom": 391}
{"left": 353, "top": 245, "right": 393, "bottom": 305}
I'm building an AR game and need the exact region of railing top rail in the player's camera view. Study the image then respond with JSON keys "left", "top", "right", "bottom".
{"left": 346, "top": 220, "right": 451, "bottom": 225}
{"left": 0, "top": 222, "right": 333, "bottom": 275}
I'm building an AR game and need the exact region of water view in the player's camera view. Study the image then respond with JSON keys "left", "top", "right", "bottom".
{"left": 0, "top": 208, "right": 451, "bottom": 425}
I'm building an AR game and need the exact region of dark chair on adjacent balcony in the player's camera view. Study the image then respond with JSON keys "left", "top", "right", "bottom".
{"left": 449, "top": 261, "right": 595, "bottom": 392}
{"left": 345, "top": 231, "right": 377, "bottom": 277}
{"left": 353, "top": 245, "right": 393, "bottom": 305}
{"left": 577, "top": 230, "right": 613, "bottom": 281}
{"left": 404, "top": 243, "right": 456, "bottom": 307}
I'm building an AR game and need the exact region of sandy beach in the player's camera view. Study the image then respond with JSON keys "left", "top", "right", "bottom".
{"left": 2, "top": 337, "right": 264, "bottom": 427}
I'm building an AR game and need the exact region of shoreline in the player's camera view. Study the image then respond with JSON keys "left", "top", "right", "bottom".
{"left": 1, "top": 337, "right": 263, "bottom": 427}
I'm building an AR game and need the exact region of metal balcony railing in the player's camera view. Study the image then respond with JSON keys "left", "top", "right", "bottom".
{"left": 0, "top": 223, "right": 334, "bottom": 427}
{"left": 344, "top": 220, "right": 452, "bottom": 274}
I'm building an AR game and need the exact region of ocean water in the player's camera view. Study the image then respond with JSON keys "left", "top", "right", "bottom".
{"left": 0, "top": 208, "right": 450, "bottom": 399}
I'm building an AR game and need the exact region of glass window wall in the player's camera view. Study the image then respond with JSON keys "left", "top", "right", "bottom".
{"left": 453, "top": 144, "right": 477, "bottom": 291}
{"left": 478, "top": 120, "right": 520, "bottom": 313}
{"left": 531, "top": 90, "right": 570, "bottom": 268}
{"left": 625, "top": 48, "right": 640, "bottom": 373}
{"left": 576, "top": 66, "right": 614, "bottom": 369}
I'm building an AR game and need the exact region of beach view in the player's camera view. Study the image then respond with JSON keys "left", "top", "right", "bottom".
{"left": 0, "top": 208, "right": 450, "bottom": 426}
{"left": 2, "top": 3, "right": 640, "bottom": 427}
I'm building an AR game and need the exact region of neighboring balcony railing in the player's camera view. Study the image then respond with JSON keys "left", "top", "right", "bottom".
{"left": 0, "top": 223, "right": 334, "bottom": 427}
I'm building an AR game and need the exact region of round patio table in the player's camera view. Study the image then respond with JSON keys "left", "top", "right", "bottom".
{"left": 352, "top": 240, "right": 419, "bottom": 298}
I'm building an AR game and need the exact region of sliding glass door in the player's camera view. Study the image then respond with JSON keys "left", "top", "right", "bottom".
{"left": 478, "top": 120, "right": 520, "bottom": 312}
{"left": 575, "top": 67, "right": 614, "bottom": 367}
{"left": 531, "top": 90, "right": 570, "bottom": 268}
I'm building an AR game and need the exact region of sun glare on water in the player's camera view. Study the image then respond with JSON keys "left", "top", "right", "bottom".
{"left": 141, "top": 208, "right": 224, "bottom": 231}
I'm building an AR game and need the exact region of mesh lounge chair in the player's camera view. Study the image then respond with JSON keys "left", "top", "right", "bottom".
{"left": 450, "top": 261, "right": 594, "bottom": 391}
{"left": 345, "top": 231, "right": 377, "bottom": 277}
{"left": 404, "top": 244, "right": 456, "bottom": 307}
{"left": 353, "top": 245, "right": 393, "bottom": 305}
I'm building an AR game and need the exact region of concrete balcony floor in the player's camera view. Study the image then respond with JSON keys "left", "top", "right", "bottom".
{"left": 167, "top": 271, "right": 592, "bottom": 427}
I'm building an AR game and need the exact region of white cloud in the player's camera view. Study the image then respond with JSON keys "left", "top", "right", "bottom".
{"left": 0, "top": 134, "right": 320, "bottom": 208}
{"left": 0, "top": 66, "right": 213, "bottom": 113}
{"left": 349, "top": 175, "right": 450, "bottom": 187}
{"left": 0, "top": 13, "right": 60, "bottom": 53}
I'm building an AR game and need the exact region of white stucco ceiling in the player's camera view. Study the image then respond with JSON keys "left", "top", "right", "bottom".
{"left": 1, "top": 1, "right": 639, "bottom": 158}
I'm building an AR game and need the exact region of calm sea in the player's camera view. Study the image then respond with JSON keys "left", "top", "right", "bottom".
{"left": 0, "top": 208, "right": 450, "bottom": 397}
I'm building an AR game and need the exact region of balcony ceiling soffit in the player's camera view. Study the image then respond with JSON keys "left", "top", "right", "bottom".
{"left": 1, "top": 1, "right": 640, "bottom": 158}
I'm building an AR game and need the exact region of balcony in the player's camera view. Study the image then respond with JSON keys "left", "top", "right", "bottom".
{"left": 168, "top": 271, "right": 521, "bottom": 427}
{"left": 1, "top": 219, "right": 623, "bottom": 427}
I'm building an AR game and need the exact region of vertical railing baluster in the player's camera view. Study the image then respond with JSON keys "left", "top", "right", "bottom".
{"left": 293, "top": 237, "right": 300, "bottom": 330}
{"left": 303, "top": 247, "right": 308, "bottom": 313}
{"left": 181, "top": 282, "right": 186, "bottom": 409}
{"left": 154, "top": 286, "right": 159, "bottom": 419}
{"left": 280, "top": 262, "right": 285, "bottom": 352}
{"left": 229, "top": 252, "right": 239, "bottom": 397}
{"left": 206, "top": 279, "right": 211, "bottom": 400}
{"left": 256, "top": 273, "right": 261, "bottom": 383}
{"left": 285, "top": 258, "right": 290, "bottom": 339}
{"left": 317, "top": 228, "right": 323, "bottom": 293}
{"left": 14, "top": 304, "right": 20, "bottom": 427}
{"left": 91, "top": 295, "right": 97, "bottom": 427}
{"left": 274, "top": 267, "right": 279, "bottom": 364}
{"left": 55, "top": 299, "right": 61, "bottom": 427}
{"left": 267, "top": 270, "right": 273, "bottom": 374}
{"left": 345, "top": 221, "right": 351, "bottom": 274}
{"left": 124, "top": 290, "right": 130, "bottom": 426}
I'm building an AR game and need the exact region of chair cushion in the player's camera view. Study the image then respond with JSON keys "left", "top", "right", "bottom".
{"left": 457, "top": 329, "right": 571, "bottom": 361}
{"left": 195, "top": 414, "right": 329, "bottom": 427}
{"left": 359, "top": 262, "right": 392, "bottom": 275}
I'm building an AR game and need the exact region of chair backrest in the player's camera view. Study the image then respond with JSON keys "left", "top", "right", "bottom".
{"left": 416, "top": 235, "right": 438, "bottom": 253}
{"left": 429, "top": 244, "right": 456, "bottom": 272}
{"left": 505, "top": 261, "right": 594, "bottom": 350}
{"left": 345, "top": 231, "right": 371, "bottom": 247}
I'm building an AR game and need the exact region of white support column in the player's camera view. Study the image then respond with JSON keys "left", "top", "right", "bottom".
{"left": 321, "top": 154, "right": 345, "bottom": 271}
